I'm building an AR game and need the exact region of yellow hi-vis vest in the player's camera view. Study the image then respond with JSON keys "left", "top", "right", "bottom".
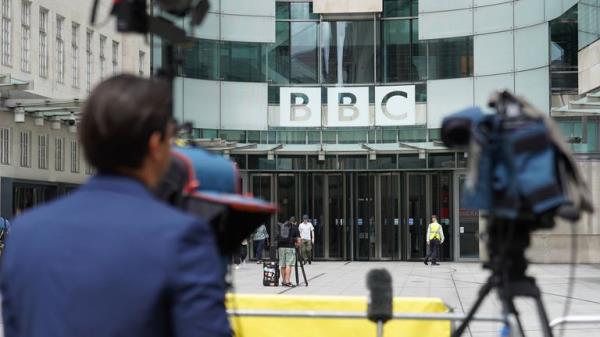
{"left": 429, "top": 223, "right": 442, "bottom": 241}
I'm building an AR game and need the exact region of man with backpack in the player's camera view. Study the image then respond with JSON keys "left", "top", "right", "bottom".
{"left": 278, "top": 216, "right": 300, "bottom": 287}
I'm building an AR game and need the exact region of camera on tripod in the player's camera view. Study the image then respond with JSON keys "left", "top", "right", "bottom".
{"left": 442, "top": 90, "right": 593, "bottom": 229}
{"left": 442, "top": 91, "right": 594, "bottom": 337}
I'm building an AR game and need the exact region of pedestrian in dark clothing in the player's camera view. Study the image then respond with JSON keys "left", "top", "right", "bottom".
{"left": 253, "top": 224, "right": 269, "bottom": 263}
{"left": 0, "top": 75, "right": 231, "bottom": 337}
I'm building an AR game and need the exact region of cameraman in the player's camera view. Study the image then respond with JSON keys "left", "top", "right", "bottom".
{"left": 0, "top": 75, "right": 231, "bottom": 337}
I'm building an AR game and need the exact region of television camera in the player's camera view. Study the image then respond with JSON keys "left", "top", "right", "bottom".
{"left": 442, "top": 91, "right": 593, "bottom": 337}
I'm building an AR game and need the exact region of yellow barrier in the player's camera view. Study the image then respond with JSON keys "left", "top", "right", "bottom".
{"left": 226, "top": 294, "right": 451, "bottom": 337}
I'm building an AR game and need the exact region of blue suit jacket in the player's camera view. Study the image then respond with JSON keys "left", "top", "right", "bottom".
{"left": 1, "top": 175, "right": 231, "bottom": 337}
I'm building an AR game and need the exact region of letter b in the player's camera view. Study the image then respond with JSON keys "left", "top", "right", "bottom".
{"left": 290, "top": 93, "right": 311, "bottom": 122}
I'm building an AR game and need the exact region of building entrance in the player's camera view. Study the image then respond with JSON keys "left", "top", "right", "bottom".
{"left": 249, "top": 171, "right": 454, "bottom": 261}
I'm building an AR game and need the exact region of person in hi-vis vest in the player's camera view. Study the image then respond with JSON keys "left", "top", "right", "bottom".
{"left": 424, "top": 215, "right": 445, "bottom": 266}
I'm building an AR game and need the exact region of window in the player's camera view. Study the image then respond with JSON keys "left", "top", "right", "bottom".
{"left": 19, "top": 130, "right": 31, "bottom": 167}
{"left": 71, "top": 23, "right": 79, "bottom": 88}
{"left": 56, "top": 16, "right": 65, "bottom": 83}
{"left": 20, "top": 0, "right": 30, "bottom": 72}
{"left": 70, "top": 139, "right": 79, "bottom": 173}
{"left": 112, "top": 40, "right": 118, "bottom": 73}
{"left": 55, "top": 137, "right": 64, "bottom": 171}
{"left": 39, "top": 7, "right": 48, "bottom": 77}
{"left": 85, "top": 163, "right": 95, "bottom": 175}
{"left": 138, "top": 50, "right": 145, "bottom": 76}
{"left": 99, "top": 35, "right": 106, "bottom": 79}
{"left": 182, "top": 39, "right": 219, "bottom": 80}
{"left": 382, "top": 19, "right": 411, "bottom": 82}
{"left": 383, "top": 0, "right": 417, "bottom": 17}
{"left": 220, "top": 41, "right": 266, "bottom": 82}
{"left": 2, "top": 0, "right": 12, "bottom": 66}
{"left": 268, "top": 22, "right": 318, "bottom": 84}
{"left": 38, "top": 134, "right": 48, "bottom": 169}
{"left": 0, "top": 127, "right": 10, "bottom": 164}
{"left": 86, "top": 30, "right": 92, "bottom": 93}
{"left": 428, "top": 36, "right": 473, "bottom": 80}
{"left": 321, "top": 21, "right": 376, "bottom": 84}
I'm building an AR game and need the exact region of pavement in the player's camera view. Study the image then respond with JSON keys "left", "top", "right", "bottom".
{"left": 231, "top": 261, "right": 600, "bottom": 337}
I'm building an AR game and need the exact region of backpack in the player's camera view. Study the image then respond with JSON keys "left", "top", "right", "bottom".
{"left": 278, "top": 222, "right": 296, "bottom": 245}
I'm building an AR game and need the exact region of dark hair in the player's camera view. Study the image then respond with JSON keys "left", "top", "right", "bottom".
{"left": 80, "top": 75, "right": 172, "bottom": 173}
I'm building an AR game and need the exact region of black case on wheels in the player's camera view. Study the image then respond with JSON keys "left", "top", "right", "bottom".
{"left": 263, "top": 261, "right": 279, "bottom": 287}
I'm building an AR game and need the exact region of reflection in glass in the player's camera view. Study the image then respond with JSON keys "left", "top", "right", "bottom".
{"left": 220, "top": 41, "right": 265, "bottom": 82}
{"left": 181, "top": 39, "right": 219, "bottom": 80}
{"left": 411, "top": 19, "right": 427, "bottom": 81}
{"left": 383, "top": 0, "right": 414, "bottom": 17}
{"left": 428, "top": 37, "right": 473, "bottom": 80}
{"left": 321, "top": 21, "right": 376, "bottom": 84}
{"left": 276, "top": 2, "right": 290, "bottom": 20}
{"left": 382, "top": 20, "right": 411, "bottom": 82}
{"left": 268, "top": 22, "right": 318, "bottom": 84}
{"left": 290, "top": 2, "right": 319, "bottom": 20}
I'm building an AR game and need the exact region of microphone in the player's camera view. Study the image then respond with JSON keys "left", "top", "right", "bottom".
{"left": 366, "top": 269, "right": 393, "bottom": 324}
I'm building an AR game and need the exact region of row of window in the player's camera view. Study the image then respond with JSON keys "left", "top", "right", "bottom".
{"left": 0, "top": 0, "right": 146, "bottom": 92}
{"left": 227, "top": 152, "right": 464, "bottom": 171}
{"left": 175, "top": 21, "right": 473, "bottom": 86}
{"left": 0, "top": 128, "right": 91, "bottom": 174}
{"left": 194, "top": 127, "right": 440, "bottom": 144}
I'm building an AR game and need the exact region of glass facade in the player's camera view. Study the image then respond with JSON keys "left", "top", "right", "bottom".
{"left": 551, "top": 4, "right": 579, "bottom": 92}
{"left": 163, "top": 0, "right": 473, "bottom": 89}
{"left": 321, "top": 21, "right": 376, "bottom": 84}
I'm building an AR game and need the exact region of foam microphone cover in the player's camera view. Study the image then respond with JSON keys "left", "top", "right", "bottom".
{"left": 366, "top": 269, "right": 393, "bottom": 323}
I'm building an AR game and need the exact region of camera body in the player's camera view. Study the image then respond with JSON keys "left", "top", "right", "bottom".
{"left": 441, "top": 96, "right": 575, "bottom": 230}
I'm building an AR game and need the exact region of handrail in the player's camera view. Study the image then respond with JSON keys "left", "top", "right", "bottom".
{"left": 549, "top": 315, "right": 600, "bottom": 329}
{"left": 227, "top": 309, "right": 506, "bottom": 323}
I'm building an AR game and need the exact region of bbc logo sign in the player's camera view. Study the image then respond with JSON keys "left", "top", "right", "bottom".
{"left": 279, "top": 86, "right": 416, "bottom": 127}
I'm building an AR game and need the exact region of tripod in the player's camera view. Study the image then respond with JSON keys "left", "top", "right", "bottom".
{"left": 453, "top": 218, "right": 553, "bottom": 337}
{"left": 294, "top": 246, "right": 309, "bottom": 287}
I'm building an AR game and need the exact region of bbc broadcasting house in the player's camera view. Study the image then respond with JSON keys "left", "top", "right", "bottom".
{"left": 1, "top": 1, "right": 600, "bottom": 263}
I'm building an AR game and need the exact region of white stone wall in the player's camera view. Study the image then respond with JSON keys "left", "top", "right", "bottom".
{"left": 578, "top": 38, "right": 600, "bottom": 94}
{"left": 0, "top": 0, "right": 150, "bottom": 100}
{"left": 0, "top": 110, "right": 88, "bottom": 185}
{"left": 528, "top": 159, "right": 600, "bottom": 263}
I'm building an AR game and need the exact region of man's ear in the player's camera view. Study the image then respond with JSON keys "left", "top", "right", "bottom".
{"left": 147, "top": 132, "right": 163, "bottom": 159}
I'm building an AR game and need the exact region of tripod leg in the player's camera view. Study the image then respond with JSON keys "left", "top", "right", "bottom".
{"left": 300, "top": 259, "right": 308, "bottom": 286}
{"left": 534, "top": 296, "right": 554, "bottom": 337}
{"left": 453, "top": 281, "right": 494, "bottom": 337}
{"left": 294, "top": 258, "right": 299, "bottom": 286}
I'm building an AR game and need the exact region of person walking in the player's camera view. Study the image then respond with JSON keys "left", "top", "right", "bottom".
{"left": 277, "top": 217, "right": 300, "bottom": 287}
{"left": 0, "top": 75, "right": 231, "bottom": 337}
{"left": 424, "top": 215, "right": 445, "bottom": 266}
{"left": 298, "top": 215, "right": 315, "bottom": 265}
{"left": 253, "top": 223, "right": 269, "bottom": 263}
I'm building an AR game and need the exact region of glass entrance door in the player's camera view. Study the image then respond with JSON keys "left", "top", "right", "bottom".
{"left": 277, "top": 174, "right": 297, "bottom": 223}
{"left": 328, "top": 174, "right": 345, "bottom": 259}
{"left": 379, "top": 174, "right": 401, "bottom": 259}
{"left": 458, "top": 175, "right": 480, "bottom": 259}
{"left": 355, "top": 174, "right": 375, "bottom": 260}
{"left": 407, "top": 174, "right": 427, "bottom": 260}
{"left": 431, "top": 172, "right": 453, "bottom": 260}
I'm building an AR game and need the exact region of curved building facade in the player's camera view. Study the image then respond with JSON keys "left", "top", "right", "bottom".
{"left": 153, "top": 0, "right": 600, "bottom": 262}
